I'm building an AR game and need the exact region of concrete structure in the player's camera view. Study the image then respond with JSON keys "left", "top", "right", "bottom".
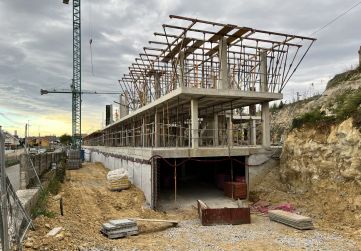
{"left": 83, "top": 16, "right": 315, "bottom": 209}
{"left": 359, "top": 46, "right": 361, "bottom": 67}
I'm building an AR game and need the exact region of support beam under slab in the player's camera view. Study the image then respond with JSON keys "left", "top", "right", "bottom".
{"left": 191, "top": 99, "right": 199, "bottom": 149}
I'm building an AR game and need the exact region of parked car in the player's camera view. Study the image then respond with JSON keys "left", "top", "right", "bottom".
{"left": 29, "top": 148, "right": 38, "bottom": 154}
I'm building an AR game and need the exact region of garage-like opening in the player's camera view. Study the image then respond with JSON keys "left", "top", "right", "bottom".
{"left": 156, "top": 156, "right": 247, "bottom": 210}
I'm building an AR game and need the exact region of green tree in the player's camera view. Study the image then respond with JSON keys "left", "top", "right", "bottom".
{"left": 59, "top": 134, "right": 72, "bottom": 145}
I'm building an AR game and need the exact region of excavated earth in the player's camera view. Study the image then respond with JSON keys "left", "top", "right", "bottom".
{"left": 24, "top": 163, "right": 361, "bottom": 250}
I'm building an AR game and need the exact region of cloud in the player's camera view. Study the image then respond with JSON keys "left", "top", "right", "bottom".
{"left": 0, "top": 0, "right": 360, "bottom": 136}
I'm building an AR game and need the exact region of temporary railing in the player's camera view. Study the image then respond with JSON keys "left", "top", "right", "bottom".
{"left": 1, "top": 128, "right": 33, "bottom": 251}
{"left": 84, "top": 123, "right": 261, "bottom": 148}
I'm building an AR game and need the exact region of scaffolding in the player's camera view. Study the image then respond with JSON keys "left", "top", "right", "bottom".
{"left": 84, "top": 15, "right": 315, "bottom": 149}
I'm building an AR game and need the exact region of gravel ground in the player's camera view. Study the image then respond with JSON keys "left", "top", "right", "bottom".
{"left": 159, "top": 216, "right": 360, "bottom": 251}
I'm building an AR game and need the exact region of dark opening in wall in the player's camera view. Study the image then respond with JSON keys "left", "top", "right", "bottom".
{"left": 156, "top": 156, "right": 246, "bottom": 210}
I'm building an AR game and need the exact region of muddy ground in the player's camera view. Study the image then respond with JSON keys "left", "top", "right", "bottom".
{"left": 24, "top": 163, "right": 361, "bottom": 250}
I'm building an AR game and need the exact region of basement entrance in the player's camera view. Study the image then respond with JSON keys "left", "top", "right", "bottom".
{"left": 156, "top": 156, "right": 247, "bottom": 210}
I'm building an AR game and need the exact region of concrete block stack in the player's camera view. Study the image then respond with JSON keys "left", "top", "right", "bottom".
{"left": 101, "top": 219, "right": 138, "bottom": 239}
{"left": 269, "top": 210, "right": 314, "bottom": 230}
{"left": 67, "top": 150, "right": 81, "bottom": 169}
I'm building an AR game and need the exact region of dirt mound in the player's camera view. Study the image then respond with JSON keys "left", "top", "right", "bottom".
{"left": 251, "top": 163, "right": 361, "bottom": 242}
{"left": 25, "top": 163, "right": 196, "bottom": 250}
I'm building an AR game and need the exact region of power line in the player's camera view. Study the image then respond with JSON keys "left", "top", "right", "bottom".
{"left": 310, "top": 0, "right": 361, "bottom": 36}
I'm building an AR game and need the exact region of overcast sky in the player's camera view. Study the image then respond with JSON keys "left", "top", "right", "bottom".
{"left": 0, "top": 0, "right": 360, "bottom": 137}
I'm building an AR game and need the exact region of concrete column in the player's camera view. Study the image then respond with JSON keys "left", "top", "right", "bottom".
{"left": 178, "top": 51, "right": 185, "bottom": 88}
{"left": 228, "top": 115, "right": 233, "bottom": 147}
{"left": 359, "top": 46, "right": 361, "bottom": 67}
{"left": 249, "top": 104, "right": 257, "bottom": 145}
{"left": 132, "top": 122, "right": 136, "bottom": 147}
{"left": 260, "top": 50, "right": 270, "bottom": 147}
{"left": 191, "top": 99, "right": 199, "bottom": 149}
{"left": 154, "top": 111, "right": 160, "bottom": 147}
{"left": 262, "top": 103, "right": 270, "bottom": 147}
{"left": 213, "top": 114, "right": 219, "bottom": 146}
{"left": 20, "top": 154, "right": 29, "bottom": 189}
{"left": 260, "top": 51, "right": 268, "bottom": 92}
{"left": 142, "top": 117, "right": 146, "bottom": 147}
{"left": 218, "top": 37, "right": 229, "bottom": 89}
{"left": 250, "top": 120, "right": 257, "bottom": 145}
{"left": 154, "top": 72, "right": 161, "bottom": 99}
{"left": 178, "top": 121, "right": 183, "bottom": 147}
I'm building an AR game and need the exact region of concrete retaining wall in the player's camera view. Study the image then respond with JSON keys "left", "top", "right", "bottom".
{"left": 87, "top": 149, "right": 153, "bottom": 207}
{"left": 247, "top": 153, "right": 280, "bottom": 192}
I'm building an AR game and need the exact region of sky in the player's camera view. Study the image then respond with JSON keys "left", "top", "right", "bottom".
{"left": 0, "top": 0, "right": 360, "bottom": 137}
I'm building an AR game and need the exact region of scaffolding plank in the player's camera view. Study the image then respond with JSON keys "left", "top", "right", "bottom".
{"left": 208, "top": 25, "right": 236, "bottom": 42}
{"left": 162, "top": 37, "right": 192, "bottom": 63}
{"left": 227, "top": 28, "right": 251, "bottom": 44}
{"left": 184, "top": 40, "right": 205, "bottom": 57}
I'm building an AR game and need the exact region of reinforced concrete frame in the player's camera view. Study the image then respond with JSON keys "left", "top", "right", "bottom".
{"left": 84, "top": 15, "right": 315, "bottom": 152}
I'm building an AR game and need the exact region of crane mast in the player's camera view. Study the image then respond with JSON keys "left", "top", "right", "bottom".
{"left": 72, "top": 0, "right": 81, "bottom": 149}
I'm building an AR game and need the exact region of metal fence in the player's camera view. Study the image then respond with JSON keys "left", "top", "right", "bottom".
{"left": 1, "top": 128, "right": 33, "bottom": 251}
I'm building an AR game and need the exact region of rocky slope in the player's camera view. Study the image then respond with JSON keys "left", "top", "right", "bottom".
{"left": 271, "top": 68, "right": 361, "bottom": 143}
{"left": 255, "top": 67, "right": 361, "bottom": 231}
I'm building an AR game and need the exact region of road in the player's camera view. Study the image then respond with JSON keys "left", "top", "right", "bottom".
{"left": 6, "top": 164, "right": 20, "bottom": 191}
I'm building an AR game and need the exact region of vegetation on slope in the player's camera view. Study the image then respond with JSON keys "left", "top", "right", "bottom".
{"left": 292, "top": 87, "right": 361, "bottom": 129}
{"left": 326, "top": 66, "right": 361, "bottom": 90}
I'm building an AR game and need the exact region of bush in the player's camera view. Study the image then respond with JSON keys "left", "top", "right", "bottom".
{"left": 334, "top": 88, "right": 361, "bottom": 122}
{"left": 31, "top": 189, "right": 55, "bottom": 218}
{"left": 292, "top": 109, "right": 335, "bottom": 129}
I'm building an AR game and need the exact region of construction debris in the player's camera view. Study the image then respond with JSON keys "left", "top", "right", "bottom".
{"left": 46, "top": 227, "right": 63, "bottom": 237}
{"left": 100, "top": 219, "right": 139, "bottom": 239}
{"left": 106, "top": 168, "right": 130, "bottom": 191}
{"left": 269, "top": 210, "right": 314, "bottom": 230}
{"left": 131, "top": 218, "right": 179, "bottom": 227}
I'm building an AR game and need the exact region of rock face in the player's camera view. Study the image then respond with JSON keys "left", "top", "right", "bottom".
{"left": 271, "top": 72, "right": 361, "bottom": 143}
{"left": 280, "top": 118, "right": 361, "bottom": 190}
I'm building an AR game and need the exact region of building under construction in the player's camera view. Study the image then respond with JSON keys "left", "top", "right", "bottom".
{"left": 83, "top": 15, "right": 315, "bottom": 209}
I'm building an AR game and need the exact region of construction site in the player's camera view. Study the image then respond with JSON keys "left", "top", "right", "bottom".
{"left": 1, "top": 1, "right": 361, "bottom": 250}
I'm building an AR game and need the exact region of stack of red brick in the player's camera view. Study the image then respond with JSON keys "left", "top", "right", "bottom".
{"left": 224, "top": 182, "right": 247, "bottom": 199}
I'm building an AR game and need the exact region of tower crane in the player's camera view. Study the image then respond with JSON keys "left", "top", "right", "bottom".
{"left": 63, "top": 0, "right": 82, "bottom": 150}
{"left": 40, "top": 88, "right": 120, "bottom": 95}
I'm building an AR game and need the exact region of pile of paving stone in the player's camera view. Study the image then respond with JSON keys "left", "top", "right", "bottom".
{"left": 101, "top": 219, "right": 139, "bottom": 239}
{"left": 269, "top": 210, "right": 314, "bottom": 230}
